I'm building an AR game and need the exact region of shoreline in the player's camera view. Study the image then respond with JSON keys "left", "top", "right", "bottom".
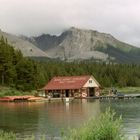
{"left": 101, "top": 87, "right": 140, "bottom": 95}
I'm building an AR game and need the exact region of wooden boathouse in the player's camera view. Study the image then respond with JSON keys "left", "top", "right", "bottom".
{"left": 42, "top": 75, "right": 101, "bottom": 98}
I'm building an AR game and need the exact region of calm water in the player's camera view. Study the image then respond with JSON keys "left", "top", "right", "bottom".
{"left": 0, "top": 97, "right": 140, "bottom": 139}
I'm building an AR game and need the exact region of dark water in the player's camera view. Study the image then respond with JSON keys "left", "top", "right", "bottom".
{"left": 0, "top": 98, "right": 140, "bottom": 139}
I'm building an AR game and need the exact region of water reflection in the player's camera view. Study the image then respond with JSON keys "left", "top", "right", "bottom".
{"left": 100, "top": 99, "right": 140, "bottom": 137}
{"left": 49, "top": 100, "right": 100, "bottom": 123}
{"left": 36, "top": 100, "right": 100, "bottom": 136}
{"left": 0, "top": 100, "right": 100, "bottom": 138}
{"left": 0, "top": 102, "right": 43, "bottom": 138}
{"left": 0, "top": 99, "right": 140, "bottom": 139}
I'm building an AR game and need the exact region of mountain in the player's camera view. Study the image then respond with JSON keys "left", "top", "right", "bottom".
{"left": 31, "top": 27, "right": 140, "bottom": 63}
{"left": 0, "top": 29, "right": 48, "bottom": 57}
{"left": 0, "top": 27, "right": 140, "bottom": 63}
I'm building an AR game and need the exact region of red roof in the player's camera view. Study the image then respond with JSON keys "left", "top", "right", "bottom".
{"left": 43, "top": 75, "right": 91, "bottom": 90}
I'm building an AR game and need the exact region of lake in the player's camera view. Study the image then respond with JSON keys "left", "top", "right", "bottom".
{"left": 0, "top": 98, "right": 140, "bottom": 139}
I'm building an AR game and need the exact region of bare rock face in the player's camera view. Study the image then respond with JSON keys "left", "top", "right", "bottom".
{"left": 32, "top": 27, "right": 140, "bottom": 63}
{"left": 0, "top": 30, "right": 48, "bottom": 57}
{"left": 0, "top": 27, "right": 140, "bottom": 63}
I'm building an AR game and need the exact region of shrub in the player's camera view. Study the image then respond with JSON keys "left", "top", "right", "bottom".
{"left": 63, "top": 108, "right": 124, "bottom": 140}
{"left": 0, "top": 130, "right": 16, "bottom": 140}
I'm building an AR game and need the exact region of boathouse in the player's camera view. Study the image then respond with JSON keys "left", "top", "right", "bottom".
{"left": 42, "top": 75, "right": 101, "bottom": 98}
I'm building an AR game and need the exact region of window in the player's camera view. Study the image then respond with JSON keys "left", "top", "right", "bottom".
{"left": 89, "top": 80, "right": 92, "bottom": 83}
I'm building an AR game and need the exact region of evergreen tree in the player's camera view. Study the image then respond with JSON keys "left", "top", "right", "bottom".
{"left": 0, "top": 36, "right": 140, "bottom": 92}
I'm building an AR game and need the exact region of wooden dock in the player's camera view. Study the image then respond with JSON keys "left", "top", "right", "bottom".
{"left": 75, "top": 93, "right": 140, "bottom": 100}
{"left": 0, "top": 94, "right": 140, "bottom": 102}
{"left": 98, "top": 93, "right": 140, "bottom": 100}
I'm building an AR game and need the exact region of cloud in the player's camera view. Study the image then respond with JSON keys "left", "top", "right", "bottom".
{"left": 0, "top": 0, "right": 140, "bottom": 47}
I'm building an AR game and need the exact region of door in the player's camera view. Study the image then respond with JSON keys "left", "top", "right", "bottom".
{"left": 66, "top": 90, "right": 69, "bottom": 97}
{"left": 89, "top": 88, "right": 95, "bottom": 97}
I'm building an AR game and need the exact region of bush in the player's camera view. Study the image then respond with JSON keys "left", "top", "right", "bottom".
{"left": 0, "top": 130, "right": 16, "bottom": 140}
{"left": 63, "top": 108, "right": 124, "bottom": 140}
{"left": 0, "top": 131, "right": 46, "bottom": 140}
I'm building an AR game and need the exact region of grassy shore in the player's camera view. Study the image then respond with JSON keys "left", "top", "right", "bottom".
{"left": 101, "top": 87, "right": 140, "bottom": 95}
{"left": 0, "top": 86, "right": 36, "bottom": 97}
{"left": 117, "top": 87, "right": 140, "bottom": 93}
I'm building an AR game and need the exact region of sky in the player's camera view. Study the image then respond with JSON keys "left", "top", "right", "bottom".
{"left": 0, "top": 0, "right": 140, "bottom": 47}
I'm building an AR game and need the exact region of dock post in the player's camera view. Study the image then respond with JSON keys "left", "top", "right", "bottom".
{"left": 138, "top": 135, "right": 140, "bottom": 140}
{"left": 66, "top": 97, "right": 70, "bottom": 102}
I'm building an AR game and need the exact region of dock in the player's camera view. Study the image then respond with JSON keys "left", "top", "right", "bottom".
{"left": 74, "top": 93, "right": 140, "bottom": 100}
{"left": 0, "top": 94, "right": 140, "bottom": 102}
{"left": 98, "top": 93, "right": 140, "bottom": 100}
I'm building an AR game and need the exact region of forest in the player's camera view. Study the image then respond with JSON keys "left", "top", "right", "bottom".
{"left": 0, "top": 36, "right": 140, "bottom": 91}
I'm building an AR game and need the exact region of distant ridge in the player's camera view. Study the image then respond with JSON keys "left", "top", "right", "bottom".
{"left": 0, "top": 27, "right": 140, "bottom": 63}
{"left": 0, "top": 29, "right": 48, "bottom": 57}
{"left": 31, "top": 27, "right": 140, "bottom": 63}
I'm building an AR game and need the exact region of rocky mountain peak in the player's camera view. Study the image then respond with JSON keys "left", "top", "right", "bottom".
{"left": 1, "top": 27, "right": 140, "bottom": 63}
{"left": 31, "top": 27, "right": 140, "bottom": 63}
{"left": 0, "top": 30, "right": 49, "bottom": 57}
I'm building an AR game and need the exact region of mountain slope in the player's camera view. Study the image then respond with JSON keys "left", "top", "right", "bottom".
{"left": 0, "top": 30, "right": 48, "bottom": 57}
{"left": 32, "top": 27, "right": 140, "bottom": 63}
{"left": 0, "top": 27, "right": 140, "bottom": 63}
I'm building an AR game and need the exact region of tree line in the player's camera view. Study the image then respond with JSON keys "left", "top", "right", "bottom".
{"left": 0, "top": 36, "right": 46, "bottom": 91}
{"left": 0, "top": 36, "right": 140, "bottom": 91}
{"left": 41, "top": 61, "right": 140, "bottom": 87}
